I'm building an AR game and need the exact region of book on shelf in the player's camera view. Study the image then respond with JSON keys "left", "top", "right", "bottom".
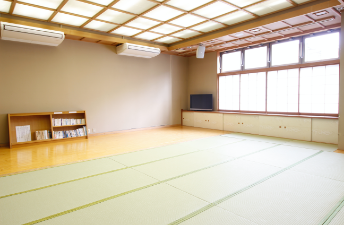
{"left": 53, "top": 126, "right": 87, "bottom": 139}
{"left": 53, "top": 118, "right": 85, "bottom": 126}
{"left": 35, "top": 130, "right": 51, "bottom": 140}
{"left": 16, "top": 125, "right": 31, "bottom": 142}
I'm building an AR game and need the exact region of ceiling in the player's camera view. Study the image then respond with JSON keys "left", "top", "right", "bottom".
{"left": 0, "top": 0, "right": 342, "bottom": 56}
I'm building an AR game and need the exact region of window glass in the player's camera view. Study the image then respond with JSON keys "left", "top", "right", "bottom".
{"left": 299, "top": 64, "right": 339, "bottom": 114}
{"left": 240, "top": 72, "right": 266, "bottom": 111}
{"left": 305, "top": 32, "right": 339, "bottom": 62}
{"left": 267, "top": 69, "right": 298, "bottom": 112}
{"left": 271, "top": 40, "right": 299, "bottom": 66}
{"left": 219, "top": 75, "right": 240, "bottom": 110}
{"left": 244, "top": 46, "right": 267, "bottom": 69}
{"left": 221, "top": 51, "right": 241, "bottom": 72}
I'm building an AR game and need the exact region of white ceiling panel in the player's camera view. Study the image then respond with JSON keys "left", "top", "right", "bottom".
{"left": 126, "top": 17, "right": 160, "bottom": 29}
{"left": 150, "top": 24, "right": 182, "bottom": 34}
{"left": 169, "top": 14, "right": 206, "bottom": 27}
{"left": 97, "top": 9, "right": 134, "bottom": 24}
{"left": 216, "top": 11, "right": 255, "bottom": 25}
{"left": 13, "top": 3, "right": 54, "bottom": 20}
{"left": 192, "top": 21, "right": 225, "bottom": 32}
{"left": 85, "top": 20, "right": 117, "bottom": 32}
{"left": 62, "top": 0, "right": 103, "bottom": 17}
{"left": 293, "top": 0, "right": 312, "bottom": 3}
{"left": 167, "top": 0, "right": 213, "bottom": 11}
{"left": 18, "top": 0, "right": 63, "bottom": 9}
{"left": 144, "top": 5, "right": 183, "bottom": 21}
{"left": 0, "top": 0, "right": 11, "bottom": 13}
{"left": 135, "top": 32, "right": 162, "bottom": 40}
{"left": 194, "top": 2, "right": 236, "bottom": 19}
{"left": 111, "top": 27, "right": 142, "bottom": 36}
{"left": 156, "top": 36, "right": 182, "bottom": 44}
{"left": 112, "top": 0, "right": 156, "bottom": 14}
{"left": 246, "top": 0, "right": 293, "bottom": 16}
{"left": 224, "top": 0, "right": 262, "bottom": 7}
{"left": 87, "top": 0, "right": 114, "bottom": 5}
{"left": 52, "top": 12, "right": 89, "bottom": 26}
{"left": 173, "top": 30, "right": 200, "bottom": 38}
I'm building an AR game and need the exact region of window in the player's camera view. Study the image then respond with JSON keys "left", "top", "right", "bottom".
{"left": 240, "top": 72, "right": 266, "bottom": 111}
{"left": 304, "top": 32, "right": 339, "bottom": 62}
{"left": 244, "top": 46, "right": 267, "bottom": 69}
{"left": 221, "top": 51, "right": 241, "bottom": 72}
{"left": 219, "top": 75, "right": 239, "bottom": 110}
{"left": 271, "top": 40, "right": 300, "bottom": 66}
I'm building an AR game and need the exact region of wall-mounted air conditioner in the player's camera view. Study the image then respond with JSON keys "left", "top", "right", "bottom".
{"left": 116, "top": 43, "right": 160, "bottom": 58}
{"left": 0, "top": 22, "right": 65, "bottom": 46}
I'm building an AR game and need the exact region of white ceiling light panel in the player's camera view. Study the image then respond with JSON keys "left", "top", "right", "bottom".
{"left": 13, "top": 3, "right": 54, "bottom": 20}
{"left": 156, "top": 36, "right": 181, "bottom": 44}
{"left": 52, "top": 12, "right": 89, "bottom": 26}
{"left": 192, "top": 21, "right": 225, "bottom": 32}
{"left": 97, "top": 10, "right": 134, "bottom": 24}
{"left": 246, "top": 0, "right": 292, "bottom": 16}
{"left": 0, "top": 0, "right": 11, "bottom": 13}
{"left": 18, "top": 0, "right": 63, "bottom": 9}
{"left": 111, "top": 27, "right": 142, "bottom": 36}
{"left": 194, "top": 2, "right": 236, "bottom": 19}
{"left": 216, "top": 11, "right": 255, "bottom": 25}
{"left": 170, "top": 14, "right": 206, "bottom": 27}
{"left": 150, "top": 24, "right": 182, "bottom": 34}
{"left": 173, "top": 30, "right": 200, "bottom": 38}
{"left": 224, "top": 0, "right": 261, "bottom": 7}
{"left": 135, "top": 32, "right": 163, "bottom": 40}
{"left": 112, "top": 0, "right": 156, "bottom": 14}
{"left": 126, "top": 17, "right": 160, "bottom": 29}
{"left": 144, "top": 5, "right": 183, "bottom": 21}
{"left": 62, "top": 0, "right": 103, "bottom": 17}
{"left": 86, "top": 0, "right": 114, "bottom": 5}
{"left": 293, "top": 0, "right": 312, "bottom": 3}
{"left": 85, "top": 20, "right": 117, "bottom": 32}
{"left": 167, "top": 0, "right": 213, "bottom": 11}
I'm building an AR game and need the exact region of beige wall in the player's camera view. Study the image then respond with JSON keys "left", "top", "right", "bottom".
{"left": 0, "top": 39, "right": 188, "bottom": 144}
{"left": 188, "top": 52, "right": 218, "bottom": 110}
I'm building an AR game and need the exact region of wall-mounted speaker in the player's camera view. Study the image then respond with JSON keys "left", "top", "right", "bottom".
{"left": 196, "top": 44, "right": 205, "bottom": 58}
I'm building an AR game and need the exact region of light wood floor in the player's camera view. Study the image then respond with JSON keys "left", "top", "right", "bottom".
{"left": 0, "top": 126, "right": 229, "bottom": 176}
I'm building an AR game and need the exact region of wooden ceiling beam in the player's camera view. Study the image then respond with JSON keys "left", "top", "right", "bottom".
{"left": 48, "top": 0, "right": 69, "bottom": 22}
{"left": 9, "top": 0, "right": 17, "bottom": 14}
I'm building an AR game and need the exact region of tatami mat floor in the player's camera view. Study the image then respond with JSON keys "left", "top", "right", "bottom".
{"left": 0, "top": 130, "right": 343, "bottom": 225}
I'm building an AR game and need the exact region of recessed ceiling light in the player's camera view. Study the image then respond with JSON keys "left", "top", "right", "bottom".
{"left": 248, "top": 28, "right": 262, "bottom": 33}
{"left": 313, "top": 10, "right": 329, "bottom": 16}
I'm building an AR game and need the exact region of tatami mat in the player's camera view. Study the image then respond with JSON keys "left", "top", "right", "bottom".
{"left": 328, "top": 206, "right": 344, "bottom": 225}
{"left": 291, "top": 152, "right": 344, "bottom": 182}
{"left": 206, "top": 140, "right": 277, "bottom": 158}
{"left": 109, "top": 136, "right": 240, "bottom": 167}
{"left": 0, "top": 158, "right": 125, "bottom": 197}
{"left": 134, "top": 151, "right": 232, "bottom": 180}
{"left": 218, "top": 170, "right": 344, "bottom": 225}
{"left": 178, "top": 207, "right": 258, "bottom": 225}
{"left": 0, "top": 168, "right": 157, "bottom": 225}
{"left": 243, "top": 145, "right": 319, "bottom": 168}
{"left": 222, "top": 133, "right": 292, "bottom": 144}
{"left": 37, "top": 184, "right": 208, "bottom": 225}
{"left": 167, "top": 159, "right": 280, "bottom": 202}
{"left": 283, "top": 140, "right": 338, "bottom": 152}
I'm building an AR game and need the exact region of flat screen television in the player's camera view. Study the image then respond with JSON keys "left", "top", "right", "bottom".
{"left": 190, "top": 94, "right": 213, "bottom": 111}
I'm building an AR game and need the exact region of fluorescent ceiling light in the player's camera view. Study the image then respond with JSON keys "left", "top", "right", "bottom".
{"left": 87, "top": 0, "right": 114, "bottom": 5}
{"left": 293, "top": 0, "right": 312, "bottom": 3}
{"left": 126, "top": 17, "right": 160, "bottom": 29}
{"left": 85, "top": 20, "right": 117, "bottom": 32}
{"left": 167, "top": 0, "right": 212, "bottom": 11}
{"left": 144, "top": 5, "right": 183, "bottom": 21}
{"left": 62, "top": 0, "right": 103, "bottom": 17}
{"left": 170, "top": 14, "right": 206, "bottom": 27}
{"left": 18, "top": 0, "right": 63, "bottom": 9}
{"left": 173, "top": 30, "right": 200, "bottom": 38}
{"left": 194, "top": 2, "right": 236, "bottom": 19}
{"left": 223, "top": 0, "right": 261, "bottom": 7}
{"left": 111, "top": 27, "right": 142, "bottom": 36}
{"left": 0, "top": 0, "right": 11, "bottom": 13}
{"left": 156, "top": 36, "right": 181, "bottom": 44}
{"left": 246, "top": 0, "right": 292, "bottom": 16}
{"left": 192, "top": 21, "right": 225, "bottom": 32}
{"left": 215, "top": 11, "right": 254, "bottom": 25}
{"left": 97, "top": 9, "right": 134, "bottom": 24}
{"left": 52, "top": 12, "right": 89, "bottom": 26}
{"left": 150, "top": 24, "right": 182, "bottom": 34}
{"left": 13, "top": 3, "right": 54, "bottom": 20}
{"left": 112, "top": 0, "right": 156, "bottom": 14}
{"left": 135, "top": 32, "right": 162, "bottom": 40}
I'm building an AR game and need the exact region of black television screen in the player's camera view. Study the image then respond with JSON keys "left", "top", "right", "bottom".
{"left": 190, "top": 94, "right": 213, "bottom": 111}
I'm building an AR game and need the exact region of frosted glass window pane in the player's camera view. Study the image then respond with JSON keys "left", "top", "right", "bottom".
{"left": 215, "top": 11, "right": 254, "bottom": 25}
{"left": 169, "top": 14, "right": 206, "bottom": 27}
{"left": 144, "top": 5, "right": 183, "bottom": 21}
{"left": 221, "top": 51, "right": 241, "bottom": 72}
{"left": 219, "top": 75, "right": 240, "bottom": 110}
{"left": 240, "top": 72, "right": 266, "bottom": 111}
{"left": 267, "top": 69, "right": 298, "bottom": 113}
{"left": 167, "top": 0, "right": 212, "bottom": 11}
{"left": 192, "top": 21, "right": 225, "bottom": 32}
{"left": 173, "top": 30, "right": 200, "bottom": 38}
{"left": 271, "top": 40, "right": 299, "bottom": 66}
{"left": 305, "top": 32, "right": 339, "bottom": 62}
{"left": 0, "top": 0, "right": 11, "bottom": 13}
{"left": 19, "top": 0, "right": 63, "bottom": 9}
{"left": 62, "top": 0, "right": 102, "bottom": 17}
{"left": 13, "top": 4, "right": 54, "bottom": 20}
{"left": 97, "top": 9, "right": 134, "bottom": 24}
{"left": 52, "top": 13, "right": 88, "bottom": 26}
{"left": 299, "top": 64, "right": 339, "bottom": 114}
{"left": 112, "top": 0, "right": 156, "bottom": 14}
{"left": 245, "top": 46, "right": 267, "bottom": 69}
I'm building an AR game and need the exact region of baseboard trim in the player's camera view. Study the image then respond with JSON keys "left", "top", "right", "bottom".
{"left": 88, "top": 124, "right": 181, "bottom": 137}
{"left": 0, "top": 143, "right": 9, "bottom": 147}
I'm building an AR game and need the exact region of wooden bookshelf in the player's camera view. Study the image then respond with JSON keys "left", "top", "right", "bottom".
{"left": 8, "top": 111, "right": 88, "bottom": 148}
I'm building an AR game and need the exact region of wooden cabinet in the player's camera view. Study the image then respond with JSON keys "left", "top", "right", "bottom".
{"left": 224, "top": 114, "right": 259, "bottom": 134}
{"left": 312, "top": 118, "right": 338, "bottom": 144}
{"left": 186, "top": 112, "right": 223, "bottom": 130}
{"left": 182, "top": 112, "right": 194, "bottom": 126}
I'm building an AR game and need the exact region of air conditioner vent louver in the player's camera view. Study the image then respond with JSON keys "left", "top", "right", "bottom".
{"left": 117, "top": 43, "right": 160, "bottom": 58}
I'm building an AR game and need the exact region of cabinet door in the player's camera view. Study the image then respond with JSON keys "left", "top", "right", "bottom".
{"left": 224, "top": 114, "right": 242, "bottom": 132}
{"left": 259, "top": 116, "right": 280, "bottom": 137}
{"left": 241, "top": 115, "right": 259, "bottom": 134}
{"left": 207, "top": 113, "right": 224, "bottom": 130}
{"left": 182, "top": 112, "right": 194, "bottom": 127}
{"left": 312, "top": 119, "right": 338, "bottom": 144}
{"left": 281, "top": 117, "right": 311, "bottom": 141}
{"left": 194, "top": 113, "right": 208, "bottom": 129}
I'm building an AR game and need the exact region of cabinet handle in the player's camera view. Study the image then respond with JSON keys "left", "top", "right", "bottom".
{"left": 183, "top": 118, "right": 184, "bottom": 119}
{"left": 242, "top": 123, "right": 243, "bottom": 124}
{"left": 279, "top": 126, "right": 281, "bottom": 128}
{"left": 284, "top": 126, "right": 286, "bottom": 128}
{"left": 238, "top": 122, "right": 240, "bottom": 124}
{"left": 208, "top": 120, "right": 209, "bottom": 122}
